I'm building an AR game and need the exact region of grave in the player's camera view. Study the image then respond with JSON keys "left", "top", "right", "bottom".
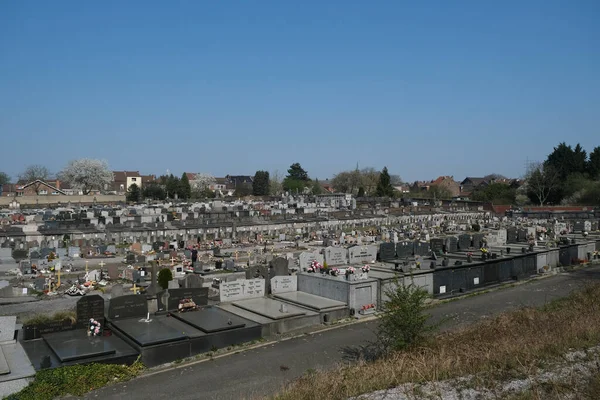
{"left": 379, "top": 243, "right": 396, "bottom": 260}
{"left": 348, "top": 245, "right": 377, "bottom": 264}
{"left": 270, "top": 257, "right": 289, "bottom": 276}
{"left": 273, "top": 291, "right": 348, "bottom": 320}
{"left": 106, "top": 295, "right": 191, "bottom": 367}
{"left": 395, "top": 241, "right": 413, "bottom": 258}
{"left": 458, "top": 234, "right": 471, "bottom": 250}
{"left": 0, "top": 316, "right": 36, "bottom": 398}
{"left": 324, "top": 247, "right": 347, "bottom": 266}
{"left": 21, "top": 296, "right": 138, "bottom": 370}
{"left": 298, "top": 251, "right": 324, "bottom": 271}
{"left": 270, "top": 275, "right": 297, "bottom": 294}
{"left": 413, "top": 241, "right": 430, "bottom": 257}
{"left": 219, "top": 279, "right": 265, "bottom": 302}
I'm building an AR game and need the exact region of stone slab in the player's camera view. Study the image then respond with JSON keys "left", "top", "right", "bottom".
{"left": 232, "top": 298, "right": 306, "bottom": 320}
{"left": 0, "top": 342, "right": 35, "bottom": 384}
{"left": 270, "top": 275, "right": 297, "bottom": 294}
{"left": 219, "top": 278, "right": 265, "bottom": 302}
{"left": 170, "top": 307, "right": 249, "bottom": 333}
{"left": 111, "top": 319, "right": 187, "bottom": 347}
{"left": 274, "top": 291, "right": 346, "bottom": 311}
{"left": 0, "top": 347, "right": 9, "bottom": 375}
{"left": 43, "top": 330, "right": 116, "bottom": 362}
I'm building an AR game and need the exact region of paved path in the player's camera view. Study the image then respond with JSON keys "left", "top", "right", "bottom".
{"left": 83, "top": 266, "right": 600, "bottom": 400}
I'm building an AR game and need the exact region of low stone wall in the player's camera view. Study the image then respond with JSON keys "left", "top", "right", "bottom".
{"left": 0, "top": 195, "right": 125, "bottom": 207}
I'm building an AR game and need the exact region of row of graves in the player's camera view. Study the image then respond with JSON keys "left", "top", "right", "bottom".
{"left": 373, "top": 224, "right": 600, "bottom": 299}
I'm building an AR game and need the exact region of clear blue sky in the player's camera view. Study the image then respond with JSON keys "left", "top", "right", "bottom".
{"left": 1, "top": 1, "right": 598, "bottom": 183}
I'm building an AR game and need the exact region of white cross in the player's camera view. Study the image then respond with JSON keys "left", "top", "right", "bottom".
{"left": 99, "top": 261, "right": 106, "bottom": 268}
{"left": 170, "top": 257, "right": 177, "bottom": 265}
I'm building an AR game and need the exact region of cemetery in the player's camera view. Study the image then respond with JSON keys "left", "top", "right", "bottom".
{"left": 1, "top": 198, "right": 600, "bottom": 397}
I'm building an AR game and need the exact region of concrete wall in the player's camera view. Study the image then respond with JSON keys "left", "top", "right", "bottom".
{"left": 0, "top": 195, "right": 125, "bottom": 206}
{"left": 297, "top": 272, "right": 378, "bottom": 312}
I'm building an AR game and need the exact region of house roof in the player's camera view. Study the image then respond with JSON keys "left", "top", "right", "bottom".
{"left": 185, "top": 172, "right": 196, "bottom": 181}
{"left": 113, "top": 171, "right": 140, "bottom": 182}
{"left": 431, "top": 176, "right": 456, "bottom": 185}
{"left": 20, "top": 179, "right": 67, "bottom": 195}
{"left": 461, "top": 177, "right": 488, "bottom": 186}
{"left": 214, "top": 177, "right": 228, "bottom": 185}
{"left": 141, "top": 175, "right": 156, "bottom": 184}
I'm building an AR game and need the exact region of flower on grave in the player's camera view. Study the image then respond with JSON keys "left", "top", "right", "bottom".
{"left": 308, "top": 260, "right": 323, "bottom": 273}
{"left": 467, "top": 252, "right": 473, "bottom": 257}
{"left": 346, "top": 267, "right": 355, "bottom": 275}
{"left": 88, "top": 318, "right": 102, "bottom": 336}
{"left": 480, "top": 248, "right": 488, "bottom": 254}
{"left": 330, "top": 267, "right": 340, "bottom": 276}
{"left": 361, "top": 265, "right": 370, "bottom": 273}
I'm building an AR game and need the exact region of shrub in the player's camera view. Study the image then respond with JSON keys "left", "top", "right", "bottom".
{"left": 377, "top": 280, "right": 434, "bottom": 354}
{"left": 24, "top": 310, "right": 76, "bottom": 327}
{"left": 157, "top": 268, "right": 173, "bottom": 290}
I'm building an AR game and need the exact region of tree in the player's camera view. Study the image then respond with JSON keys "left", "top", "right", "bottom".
{"left": 376, "top": 167, "right": 394, "bottom": 197}
{"left": 331, "top": 167, "right": 383, "bottom": 195}
{"left": 178, "top": 172, "right": 192, "bottom": 200}
{"left": 165, "top": 174, "right": 179, "bottom": 199}
{"left": 269, "top": 170, "right": 283, "bottom": 196}
{"left": 252, "top": 171, "right": 270, "bottom": 196}
{"left": 234, "top": 183, "right": 252, "bottom": 197}
{"left": 357, "top": 187, "right": 365, "bottom": 197}
{"left": 377, "top": 281, "right": 434, "bottom": 354}
{"left": 157, "top": 268, "right": 173, "bottom": 290}
{"left": 427, "top": 185, "right": 453, "bottom": 200}
{"left": 19, "top": 165, "right": 49, "bottom": 194}
{"left": 142, "top": 183, "right": 166, "bottom": 200}
{"left": 312, "top": 179, "right": 323, "bottom": 195}
{"left": 126, "top": 183, "right": 141, "bottom": 202}
{"left": 0, "top": 172, "right": 10, "bottom": 185}
{"left": 588, "top": 146, "right": 600, "bottom": 180}
{"left": 389, "top": 174, "right": 403, "bottom": 186}
{"left": 471, "top": 183, "right": 516, "bottom": 204}
{"left": 59, "top": 159, "right": 113, "bottom": 195}
{"left": 189, "top": 173, "right": 216, "bottom": 197}
{"left": 525, "top": 162, "right": 560, "bottom": 206}
{"left": 283, "top": 163, "right": 310, "bottom": 193}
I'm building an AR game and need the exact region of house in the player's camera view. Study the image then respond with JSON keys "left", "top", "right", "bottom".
{"left": 320, "top": 180, "right": 335, "bottom": 193}
{"left": 113, "top": 171, "right": 142, "bottom": 193}
{"left": 460, "top": 177, "right": 489, "bottom": 195}
{"left": 430, "top": 176, "right": 461, "bottom": 197}
{"left": 393, "top": 185, "right": 411, "bottom": 194}
{"left": 209, "top": 177, "right": 234, "bottom": 196}
{"left": 13, "top": 179, "right": 67, "bottom": 196}
{"left": 225, "top": 175, "right": 253, "bottom": 188}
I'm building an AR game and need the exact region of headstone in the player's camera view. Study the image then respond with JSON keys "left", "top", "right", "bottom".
{"left": 270, "top": 275, "right": 297, "bottom": 294}
{"left": 76, "top": 295, "right": 105, "bottom": 328}
{"left": 168, "top": 280, "right": 179, "bottom": 289}
{"left": 107, "top": 265, "right": 120, "bottom": 280}
{"left": 395, "top": 241, "right": 413, "bottom": 258}
{"left": 219, "top": 278, "right": 265, "bottom": 302}
{"left": 348, "top": 245, "right": 377, "bottom": 264}
{"left": 379, "top": 242, "right": 396, "bottom": 260}
{"left": 224, "top": 259, "right": 236, "bottom": 271}
{"left": 107, "top": 294, "right": 148, "bottom": 320}
{"left": 34, "top": 277, "right": 46, "bottom": 291}
{"left": 270, "top": 257, "right": 289, "bottom": 276}
{"left": 324, "top": 247, "right": 347, "bottom": 266}
{"left": 413, "top": 241, "right": 430, "bottom": 257}
{"left": 458, "top": 234, "right": 471, "bottom": 250}
{"left": 182, "top": 274, "right": 204, "bottom": 288}
{"left": 156, "top": 287, "right": 209, "bottom": 311}
{"left": 298, "top": 251, "right": 324, "bottom": 270}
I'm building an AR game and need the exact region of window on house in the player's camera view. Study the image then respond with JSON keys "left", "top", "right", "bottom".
{"left": 39, "top": 190, "right": 48, "bottom": 195}
{"left": 132, "top": 178, "right": 137, "bottom": 182}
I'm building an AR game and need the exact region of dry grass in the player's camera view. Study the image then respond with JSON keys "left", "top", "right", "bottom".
{"left": 273, "top": 284, "right": 600, "bottom": 400}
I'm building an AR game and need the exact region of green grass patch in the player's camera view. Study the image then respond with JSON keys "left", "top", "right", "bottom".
{"left": 22, "top": 310, "right": 76, "bottom": 327}
{"left": 6, "top": 359, "right": 145, "bottom": 400}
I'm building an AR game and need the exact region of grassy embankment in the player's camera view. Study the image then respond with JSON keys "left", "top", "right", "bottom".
{"left": 274, "top": 283, "right": 600, "bottom": 400}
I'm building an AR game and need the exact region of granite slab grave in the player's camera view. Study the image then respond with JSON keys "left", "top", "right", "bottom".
{"left": 324, "top": 247, "right": 347, "bottom": 266}
{"left": 348, "top": 245, "right": 377, "bottom": 264}
{"left": 273, "top": 291, "right": 347, "bottom": 313}
{"left": 395, "top": 241, "right": 413, "bottom": 258}
{"left": 379, "top": 243, "right": 396, "bottom": 260}
{"left": 270, "top": 275, "right": 297, "bottom": 294}
{"left": 270, "top": 257, "right": 289, "bottom": 277}
{"left": 219, "top": 279, "right": 265, "bottom": 302}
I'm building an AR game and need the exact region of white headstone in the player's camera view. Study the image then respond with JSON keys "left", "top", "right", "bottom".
{"left": 298, "top": 251, "right": 324, "bottom": 270}
{"left": 270, "top": 275, "right": 298, "bottom": 294}
{"left": 324, "top": 247, "right": 347, "bottom": 266}
{"left": 0, "top": 316, "right": 17, "bottom": 344}
{"left": 219, "top": 278, "right": 265, "bottom": 302}
{"left": 348, "top": 245, "right": 377, "bottom": 264}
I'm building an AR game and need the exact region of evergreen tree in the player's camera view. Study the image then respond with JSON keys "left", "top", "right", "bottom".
{"left": 179, "top": 172, "right": 192, "bottom": 200}
{"left": 588, "top": 146, "right": 600, "bottom": 180}
{"left": 283, "top": 162, "right": 309, "bottom": 192}
{"left": 126, "top": 183, "right": 141, "bottom": 202}
{"left": 312, "top": 179, "right": 323, "bottom": 195}
{"left": 165, "top": 174, "right": 179, "bottom": 199}
{"left": 252, "top": 171, "right": 270, "bottom": 196}
{"left": 376, "top": 167, "right": 394, "bottom": 197}
{"left": 357, "top": 187, "right": 365, "bottom": 197}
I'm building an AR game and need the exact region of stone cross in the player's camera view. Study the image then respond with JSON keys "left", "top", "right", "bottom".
{"left": 130, "top": 284, "right": 140, "bottom": 294}
{"left": 170, "top": 257, "right": 177, "bottom": 265}
{"left": 99, "top": 261, "right": 106, "bottom": 268}
{"left": 85, "top": 260, "right": 89, "bottom": 275}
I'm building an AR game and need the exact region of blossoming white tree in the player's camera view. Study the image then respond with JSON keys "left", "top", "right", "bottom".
{"left": 59, "top": 159, "right": 114, "bottom": 195}
{"left": 190, "top": 173, "right": 216, "bottom": 191}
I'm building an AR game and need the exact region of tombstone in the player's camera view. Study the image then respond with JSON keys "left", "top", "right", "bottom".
{"left": 413, "top": 241, "right": 430, "bottom": 257}
{"left": 182, "top": 274, "right": 204, "bottom": 289}
{"left": 0, "top": 316, "right": 17, "bottom": 345}
{"left": 85, "top": 269, "right": 101, "bottom": 282}
{"left": 76, "top": 295, "right": 105, "bottom": 328}
{"left": 298, "top": 251, "right": 324, "bottom": 270}
{"left": 126, "top": 253, "right": 136, "bottom": 264}
{"left": 445, "top": 236, "right": 458, "bottom": 253}
{"left": 458, "top": 234, "right": 471, "bottom": 250}
{"left": 379, "top": 243, "right": 396, "bottom": 260}
{"left": 34, "top": 277, "right": 46, "bottom": 291}
{"left": 111, "top": 284, "right": 124, "bottom": 298}
{"left": 145, "top": 263, "right": 160, "bottom": 296}
{"left": 507, "top": 228, "right": 518, "bottom": 243}
{"left": 270, "top": 257, "right": 289, "bottom": 277}
{"left": 270, "top": 275, "right": 298, "bottom": 294}
{"left": 156, "top": 287, "right": 209, "bottom": 312}
{"left": 441, "top": 258, "right": 449, "bottom": 267}
{"left": 107, "top": 265, "right": 120, "bottom": 280}
{"left": 395, "top": 241, "right": 413, "bottom": 258}
{"left": 219, "top": 278, "right": 265, "bottom": 302}
{"left": 348, "top": 245, "right": 378, "bottom": 264}
{"left": 107, "top": 295, "right": 148, "bottom": 320}
{"left": 430, "top": 238, "right": 444, "bottom": 254}
{"left": 168, "top": 280, "right": 180, "bottom": 289}
{"left": 324, "top": 247, "right": 347, "bottom": 266}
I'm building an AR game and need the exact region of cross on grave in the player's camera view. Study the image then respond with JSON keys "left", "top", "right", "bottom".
{"left": 170, "top": 257, "right": 177, "bottom": 265}
{"left": 241, "top": 282, "right": 246, "bottom": 291}
{"left": 235, "top": 252, "right": 239, "bottom": 260}
{"left": 57, "top": 268, "right": 61, "bottom": 287}
{"left": 85, "top": 260, "right": 89, "bottom": 275}
{"left": 99, "top": 261, "right": 106, "bottom": 268}
{"left": 130, "top": 284, "right": 141, "bottom": 294}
